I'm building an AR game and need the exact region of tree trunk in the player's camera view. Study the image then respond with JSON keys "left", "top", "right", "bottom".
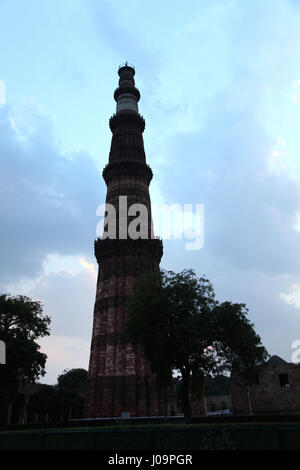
{"left": 7, "top": 401, "right": 13, "bottom": 425}
{"left": 181, "top": 372, "right": 192, "bottom": 424}
{"left": 247, "top": 385, "right": 253, "bottom": 416}
{"left": 23, "top": 394, "right": 29, "bottom": 424}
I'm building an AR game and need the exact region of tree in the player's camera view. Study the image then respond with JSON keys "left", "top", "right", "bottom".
{"left": 57, "top": 368, "right": 88, "bottom": 391}
{"left": 126, "top": 269, "right": 268, "bottom": 423}
{"left": 27, "top": 385, "right": 59, "bottom": 423}
{"left": 27, "top": 369, "right": 88, "bottom": 424}
{"left": 0, "top": 293, "right": 51, "bottom": 423}
{"left": 56, "top": 368, "right": 88, "bottom": 421}
{"left": 204, "top": 374, "right": 231, "bottom": 396}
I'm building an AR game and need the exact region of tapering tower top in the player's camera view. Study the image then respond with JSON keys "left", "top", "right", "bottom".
{"left": 118, "top": 62, "right": 135, "bottom": 86}
{"left": 114, "top": 62, "right": 141, "bottom": 114}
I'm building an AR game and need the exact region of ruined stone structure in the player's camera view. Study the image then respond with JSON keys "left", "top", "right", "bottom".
{"left": 205, "top": 394, "right": 232, "bottom": 415}
{"left": 84, "top": 64, "right": 165, "bottom": 418}
{"left": 231, "top": 355, "right": 300, "bottom": 415}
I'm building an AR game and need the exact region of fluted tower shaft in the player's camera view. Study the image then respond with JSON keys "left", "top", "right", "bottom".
{"left": 84, "top": 65, "right": 164, "bottom": 418}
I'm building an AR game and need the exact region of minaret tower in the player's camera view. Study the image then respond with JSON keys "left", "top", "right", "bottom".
{"left": 84, "top": 64, "right": 164, "bottom": 417}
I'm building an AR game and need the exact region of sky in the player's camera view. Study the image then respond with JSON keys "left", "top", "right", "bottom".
{"left": 1, "top": 0, "right": 300, "bottom": 384}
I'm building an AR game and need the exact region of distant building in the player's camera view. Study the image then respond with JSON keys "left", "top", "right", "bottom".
{"left": 231, "top": 355, "right": 300, "bottom": 416}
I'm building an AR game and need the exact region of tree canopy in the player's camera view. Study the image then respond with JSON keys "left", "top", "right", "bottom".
{"left": 126, "top": 269, "right": 269, "bottom": 422}
{"left": 57, "top": 368, "right": 88, "bottom": 391}
{"left": 0, "top": 293, "right": 51, "bottom": 411}
{"left": 204, "top": 374, "right": 231, "bottom": 396}
{"left": 28, "top": 368, "right": 88, "bottom": 423}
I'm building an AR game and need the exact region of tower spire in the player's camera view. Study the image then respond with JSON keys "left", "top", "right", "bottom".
{"left": 115, "top": 63, "right": 140, "bottom": 114}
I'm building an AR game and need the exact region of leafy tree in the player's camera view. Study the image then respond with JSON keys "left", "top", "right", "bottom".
{"left": 27, "top": 385, "right": 59, "bottom": 423}
{"left": 0, "top": 293, "right": 51, "bottom": 423}
{"left": 27, "top": 369, "right": 88, "bottom": 424}
{"left": 126, "top": 269, "right": 268, "bottom": 422}
{"left": 204, "top": 374, "right": 231, "bottom": 396}
{"left": 57, "top": 368, "right": 88, "bottom": 391}
{"left": 56, "top": 368, "right": 88, "bottom": 421}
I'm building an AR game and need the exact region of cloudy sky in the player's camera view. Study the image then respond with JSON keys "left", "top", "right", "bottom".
{"left": 1, "top": 0, "right": 300, "bottom": 384}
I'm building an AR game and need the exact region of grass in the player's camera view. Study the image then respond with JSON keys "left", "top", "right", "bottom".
{"left": 1, "top": 420, "right": 300, "bottom": 434}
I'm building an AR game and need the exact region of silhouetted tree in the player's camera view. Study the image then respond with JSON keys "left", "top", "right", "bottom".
{"left": 204, "top": 374, "right": 231, "bottom": 396}
{"left": 56, "top": 368, "right": 88, "bottom": 420}
{"left": 0, "top": 294, "right": 51, "bottom": 424}
{"left": 57, "top": 368, "right": 87, "bottom": 391}
{"left": 27, "top": 369, "right": 88, "bottom": 424}
{"left": 126, "top": 269, "right": 268, "bottom": 423}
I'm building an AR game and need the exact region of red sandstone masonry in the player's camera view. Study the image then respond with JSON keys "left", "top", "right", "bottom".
{"left": 84, "top": 65, "right": 166, "bottom": 418}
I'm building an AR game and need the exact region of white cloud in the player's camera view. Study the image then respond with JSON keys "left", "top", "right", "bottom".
{"left": 79, "top": 257, "right": 97, "bottom": 279}
{"left": 280, "top": 283, "right": 300, "bottom": 310}
{"left": 38, "top": 335, "right": 90, "bottom": 385}
{"left": 0, "top": 102, "right": 102, "bottom": 286}
{"left": 4, "top": 258, "right": 97, "bottom": 385}
{"left": 42, "top": 253, "right": 97, "bottom": 278}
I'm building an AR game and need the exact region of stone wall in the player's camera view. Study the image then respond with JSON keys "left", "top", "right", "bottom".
{"left": 205, "top": 394, "right": 232, "bottom": 413}
{"left": 231, "top": 355, "right": 300, "bottom": 415}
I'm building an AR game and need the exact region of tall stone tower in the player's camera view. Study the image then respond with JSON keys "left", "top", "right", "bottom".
{"left": 84, "top": 64, "right": 164, "bottom": 418}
